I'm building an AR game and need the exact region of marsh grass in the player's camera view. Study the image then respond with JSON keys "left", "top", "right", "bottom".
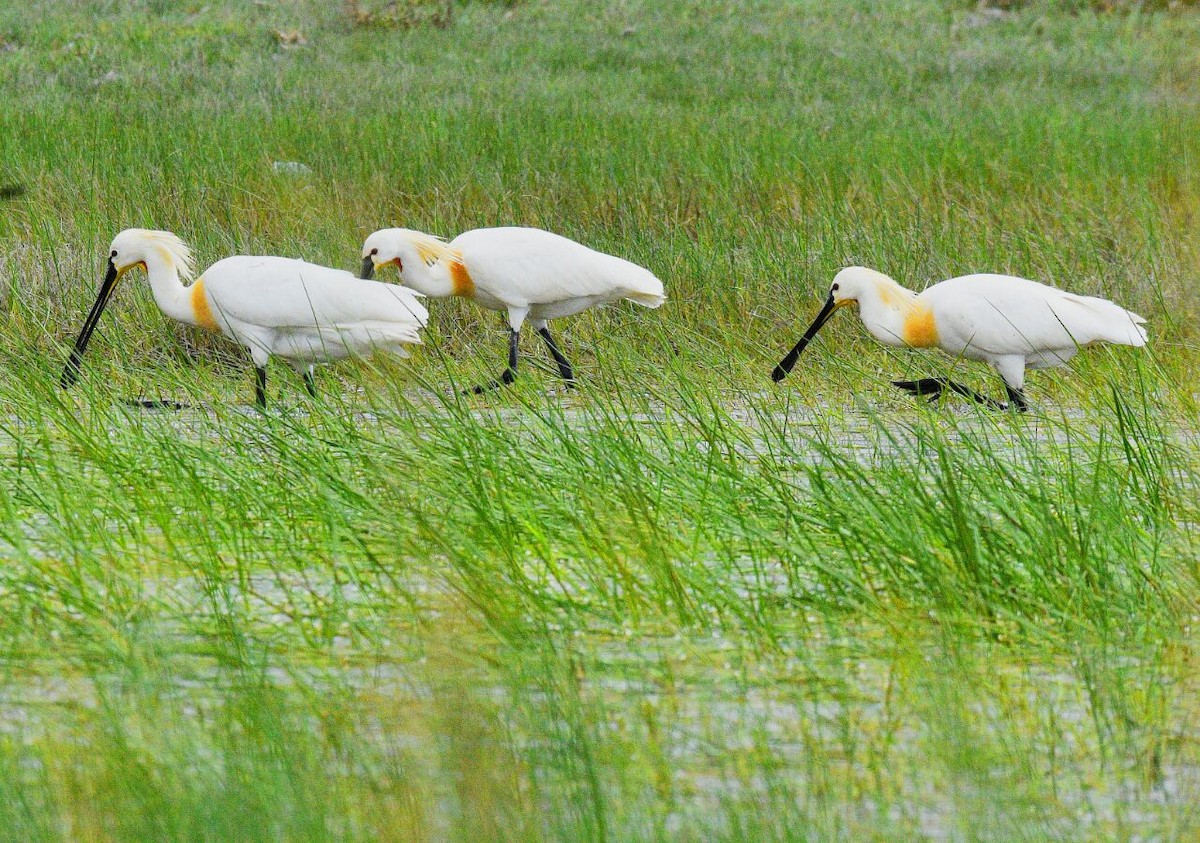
{"left": 343, "top": 0, "right": 455, "bottom": 31}
{"left": 1, "top": 0, "right": 1199, "bottom": 838}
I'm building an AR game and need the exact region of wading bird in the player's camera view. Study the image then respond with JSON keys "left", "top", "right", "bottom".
{"left": 771, "top": 266, "right": 1148, "bottom": 411}
{"left": 360, "top": 226, "right": 665, "bottom": 393}
{"left": 61, "top": 229, "right": 428, "bottom": 408}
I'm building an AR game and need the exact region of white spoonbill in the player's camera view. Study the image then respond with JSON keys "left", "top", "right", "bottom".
{"left": 61, "top": 229, "right": 428, "bottom": 408}
{"left": 772, "top": 266, "right": 1148, "bottom": 411}
{"left": 360, "top": 226, "right": 665, "bottom": 392}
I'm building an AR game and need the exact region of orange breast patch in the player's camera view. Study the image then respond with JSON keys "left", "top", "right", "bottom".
{"left": 191, "top": 279, "right": 219, "bottom": 331}
{"left": 903, "top": 306, "right": 939, "bottom": 348}
{"left": 449, "top": 259, "right": 475, "bottom": 298}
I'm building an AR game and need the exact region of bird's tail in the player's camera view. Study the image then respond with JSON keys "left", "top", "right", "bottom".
{"left": 1123, "top": 317, "right": 1149, "bottom": 347}
{"left": 626, "top": 289, "right": 666, "bottom": 308}
{"left": 329, "top": 323, "right": 425, "bottom": 355}
{"left": 622, "top": 268, "right": 666, "bottom": 309}
{"left": 1060, "top": 293, "right": 1148, "bottom": 347}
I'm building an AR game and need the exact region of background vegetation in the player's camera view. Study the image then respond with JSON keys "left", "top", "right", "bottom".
{"left": 0, "top": 0, "right": 1198, "bottom": 838}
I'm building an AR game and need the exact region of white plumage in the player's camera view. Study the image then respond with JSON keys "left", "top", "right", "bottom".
{"left": 199, "top": 255, "right": 427, "bottom": 363}
{"left": 446, "top": 227, "right": 666, "bottom": 316}
{"left": 361, "top": 226, "right": 664, "bottom": 392}
{"left": 915, "top": 272, "right": 1147, "bottom": 378}
{"left": 773, "top": 266, "right": 1148, "bottom": 410}
{"left": 62, "top": 229, "right": 428, "bottom": 407}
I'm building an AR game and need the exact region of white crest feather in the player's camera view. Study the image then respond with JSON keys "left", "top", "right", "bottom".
{"left": 403, "top": 231, "right": 458, "bottom": 267}
{"left": 129, "top": 229, "right": 196, "bottom": 281}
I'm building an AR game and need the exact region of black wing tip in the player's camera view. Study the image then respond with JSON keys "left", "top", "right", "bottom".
{"left": 771, "top": 366, "right": 788, "bottom": 383}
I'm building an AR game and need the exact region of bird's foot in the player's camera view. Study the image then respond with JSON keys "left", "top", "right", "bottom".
{"left": 464, "top": 369, "right": 516, "bottom": 395}
{"left": 1004, "top": 386, "right": 1030, "bottom": 413}
{"left": 893, "top": 378, "right": 1009, "bottom": 411}
{"left": 122, "top": 398, "right": 189, "bottom": 410}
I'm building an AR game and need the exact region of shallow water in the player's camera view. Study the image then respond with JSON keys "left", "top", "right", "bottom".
{"left": 0, "top": 386, "right": 1195, "bottom": 836}
{"left": 0, "top": 557, "right": 1196, "bottom": 838}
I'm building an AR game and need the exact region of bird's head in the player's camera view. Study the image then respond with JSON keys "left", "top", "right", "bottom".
{"left": 60, "top": 228, "right": 194, "bottom": 389}
{"left": 827, "top": 266, "right": 900, "bottom": 308}
{"left": 360, "top": 228, "right": 457, "bottom": 296}
{"left": 108, "top": 228, "right": 194, "bottom": 281}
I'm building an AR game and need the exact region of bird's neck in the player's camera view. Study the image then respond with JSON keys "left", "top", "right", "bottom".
{"left": 404, "top": 255, "right": 474, "bottom": 299}
{"left": 143, "top": 248, "right": 202, "bottom": 327}
{"left": 857, "top": 278, "right": 936, "bottom": 348}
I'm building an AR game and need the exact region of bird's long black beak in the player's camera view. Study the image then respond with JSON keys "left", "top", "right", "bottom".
{"left": 61, "top": 258, "right": 121, "bottom": 389}
{"left": 772, "top": 293, "right": 839, "bottom": 382}
{"left": 360, "top": 256, "right": 375, "bottom": 280}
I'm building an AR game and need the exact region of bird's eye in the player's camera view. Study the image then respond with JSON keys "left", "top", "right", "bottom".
{"left": 831, "top": 283, "right": 839, "bottom": 292}
{"left": 370, "top": 248, "right": 379, "bottom": 256}
{"left": 111, "top": 250, "right": 118, "bottom": 258}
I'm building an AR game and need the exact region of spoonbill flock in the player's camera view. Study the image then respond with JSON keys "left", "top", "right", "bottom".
{"left": 57, "top": 227, "right": 1148, "bottom": 412}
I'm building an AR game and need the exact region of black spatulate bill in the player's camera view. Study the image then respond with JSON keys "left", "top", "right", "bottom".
{"left": 772, "top": 293, "right": 837, "bottom": 382}
{"left": 61, "top": 258, "right": 121, "bottom": 389}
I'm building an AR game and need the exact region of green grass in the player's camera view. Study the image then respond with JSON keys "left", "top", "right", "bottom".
{"left": 1, "top": 0, "right": 1199, "bottom": 838}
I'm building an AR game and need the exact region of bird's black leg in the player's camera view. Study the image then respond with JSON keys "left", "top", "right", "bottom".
{"left": 467, "top": 329, "right": 519, "bottom": 394}
{"left": 255, "top": 365, "right": 268, "bottom": 410}
{"left": 893, "top": 378, "right": 1007, "bottom": 411}
{"left": 303, "top": 368, "right": 317, "bottom": 399}
{"left": 944, "top": 380, "right": 1007, "bottom": 411}
{"left": 508, "top": 327, "right": 519, "bottom": 379}
{"left": 538, "top": 325, "right": 576, "bottom": 387}
{"left": 893, "top": 377, "right": 947, "bottom": 404}
{"left": 1004, "top": 384, "right": 1029, "bottom": 413}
